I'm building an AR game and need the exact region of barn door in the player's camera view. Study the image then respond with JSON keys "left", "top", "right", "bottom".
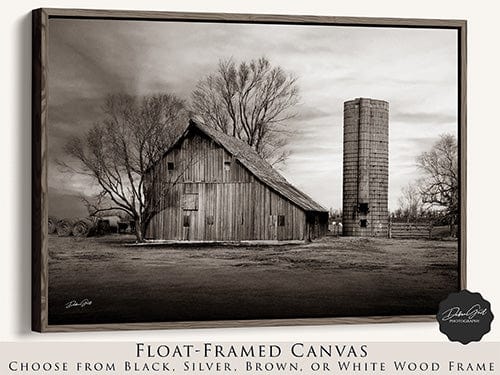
{"left": 182, "top": 212, "right": 190, "bottom": 240}
{"left": 276, "top": 215, "right": 285, "bottom": 240}
{"left": 181, "top": 189, "right": 199, "bottom": 241}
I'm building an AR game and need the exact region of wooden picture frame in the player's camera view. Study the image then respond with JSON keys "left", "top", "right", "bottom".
{"left": 32, "top": 8, "right": 467, "bottom": 332}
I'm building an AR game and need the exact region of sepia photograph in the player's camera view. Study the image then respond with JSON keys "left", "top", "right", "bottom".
{"left": 32, "top": 10, "right": 465, "bottom": 330}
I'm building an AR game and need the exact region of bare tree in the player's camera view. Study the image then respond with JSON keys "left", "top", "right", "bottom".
{"left": 417, "top": 134, "right": 459, "bottom": 235}
{"left": 191, "top": 57, "right": 299, "bottom": 166}
{"left": 397, "top": 182, "right": 425, "bottom": 222}
{"left": 62, "top": 93, "right": 187, "bottom": 242}
{"left": 328, "top": 207, "right": 342, "bottom": 224}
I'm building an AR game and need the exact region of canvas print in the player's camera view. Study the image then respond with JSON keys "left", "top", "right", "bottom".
{"left": 42, "top": 14, "right": 463, "bottom": 326}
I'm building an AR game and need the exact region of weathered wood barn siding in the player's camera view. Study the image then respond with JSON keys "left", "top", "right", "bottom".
{"left": 146, "top": 124, "right": 327, "bottom": 241}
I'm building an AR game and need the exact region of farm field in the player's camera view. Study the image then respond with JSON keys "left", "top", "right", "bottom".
{"left": 48, "top": 235, "right": 459, "bottom": 325}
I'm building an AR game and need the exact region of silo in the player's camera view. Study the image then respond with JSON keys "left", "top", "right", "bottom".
{"left": 342, "top": 98, "right": 389, "bottom": 237}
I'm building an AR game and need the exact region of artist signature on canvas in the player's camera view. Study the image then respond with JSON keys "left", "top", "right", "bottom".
{"left": 65, "top": 299, "right": 93, "bottom": 309}
{"left": 441, "top": 304, "right": 488, "bottom": 322}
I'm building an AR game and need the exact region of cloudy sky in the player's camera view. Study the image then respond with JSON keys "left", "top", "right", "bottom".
{"left": 48, "top": 18, "right": 458, "bottom": 217}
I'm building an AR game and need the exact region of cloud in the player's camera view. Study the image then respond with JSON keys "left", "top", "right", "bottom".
{"left": 392, "top": 110, "right": 456, "bottom": 125}
{"left": 295, "top": 105, "right": 333, "bottom": 122}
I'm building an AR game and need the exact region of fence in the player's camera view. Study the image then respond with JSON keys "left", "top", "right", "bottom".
{"left": 328, "top": 223, "right": 342, "bottom": 236}
{"left": 388, "top": 221, "right": 432, "bottom": 239}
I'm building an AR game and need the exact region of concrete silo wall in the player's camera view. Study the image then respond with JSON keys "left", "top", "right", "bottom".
{"left": 342, "top": 98, "right": 389, "bottom": 237}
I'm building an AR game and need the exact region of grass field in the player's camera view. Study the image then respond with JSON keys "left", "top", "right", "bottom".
{"left": 48, "top": 235, "right": 459, "bottom": 325}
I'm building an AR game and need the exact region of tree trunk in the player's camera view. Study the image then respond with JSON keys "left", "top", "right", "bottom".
{"left": 134, "top": 215, "right": 144, "bottom": 242}
{"left": 140, "top": 220, "right": 150, "bottom": 243}
{"left": 135, "top": 214, "right": 152, "bottom": 243}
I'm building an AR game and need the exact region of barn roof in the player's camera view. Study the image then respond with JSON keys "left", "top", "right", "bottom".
{"left": 165, "top": 120, "right": 326, "bottom": 213}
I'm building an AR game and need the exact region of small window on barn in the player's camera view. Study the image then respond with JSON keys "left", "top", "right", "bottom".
{"left": 360, "top": 219, "right": 368, "bottom": 228}
{"left": 167, "top": 162, "right": 175, "bottom": 171}
{"left": 181, "top": 194, "right": 198, "bottom": 211}
{"left": 224, "top": 161, "right": 231, "bottom": 171}
{"left": 359, "top": 203, "right": 369, "bottom": 214}
{"left": 278, "top": 215, "right": 285, "bottom": 227}
{"left": 206, "top": 215, "right": 214, "bottom": 225}
{"left": 183, "top": 215, "right": 190, "bottom": 227}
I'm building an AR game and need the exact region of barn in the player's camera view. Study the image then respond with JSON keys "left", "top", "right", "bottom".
{"left": 145, "top": 120, "right": 328, "bottom": 241}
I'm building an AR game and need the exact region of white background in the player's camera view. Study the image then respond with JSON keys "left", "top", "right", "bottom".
{"left": 0, "top": 0, "right": 499, "bottom": 342}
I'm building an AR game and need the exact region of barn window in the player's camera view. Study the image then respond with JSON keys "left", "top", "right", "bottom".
{"left": 181, "top": 194, "right": 198, "bottom": 211}
{"left": 278, "top": 215, "right": 285, "bottom": 227}
{"left": 359, "top": 203, "right": 369, "bottom": 214}
{"left": 360, "top": 219, "right": 368, "bottom": 228}
{"left": 167, "top": 162, "right": 175, "bottom": 171}
{"left": 224, "top": 161, "right": 231, "bottom": 171}
{"left": 206, "top": 215, "right": 214, "bottom": 225}
{"left": 183, "top": 215, "right": 190, "bottom": 227}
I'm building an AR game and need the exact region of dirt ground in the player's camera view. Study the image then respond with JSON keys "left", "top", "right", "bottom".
{"left": 48, "top": 235, "right": 459, "bottom": 325}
